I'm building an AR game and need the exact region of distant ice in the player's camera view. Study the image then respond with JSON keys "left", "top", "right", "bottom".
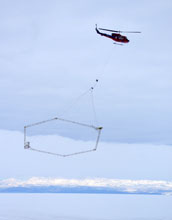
{"left": 0, "top": 194, "right": 172, "bottom": 220}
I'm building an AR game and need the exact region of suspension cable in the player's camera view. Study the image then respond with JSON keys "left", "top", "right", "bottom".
{"left": 24, "top": 78, "right": 102, "bottom": 157}
{"left": 59, "top": 79, "right": 99, "bottom": 118}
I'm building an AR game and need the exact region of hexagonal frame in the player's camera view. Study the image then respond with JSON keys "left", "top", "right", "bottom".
{"left": 24, "top": 117, "right": 102, "bottom": 157}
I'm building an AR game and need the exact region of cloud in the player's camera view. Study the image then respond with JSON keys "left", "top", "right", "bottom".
{"left": 0, "top": 177, "right": 172, "bottom": 195}
{"left": 1, "top": 129, "right": 172, "bottom": 181}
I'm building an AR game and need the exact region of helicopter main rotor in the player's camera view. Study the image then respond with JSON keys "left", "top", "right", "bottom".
{"left": 98, "top": 27, "right": 141, "bottom": 34}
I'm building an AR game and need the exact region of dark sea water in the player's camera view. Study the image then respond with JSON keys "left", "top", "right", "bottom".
{"left": 0, "top": 194, "right": 171, "bottom": 220}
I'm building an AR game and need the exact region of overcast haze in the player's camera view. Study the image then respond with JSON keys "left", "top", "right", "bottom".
{"left": 0, "top": 0, "right": 172, "bottom": 198}
{"left": 0, "top": 2, "right": 172, "bottom": 219}
{"left": 0, "top": 0, "right": 172, "bottom": 143}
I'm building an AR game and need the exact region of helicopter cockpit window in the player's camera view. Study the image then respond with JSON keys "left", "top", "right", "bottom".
{"left": 118, "top": 36, "right": 124, "bottom": 40}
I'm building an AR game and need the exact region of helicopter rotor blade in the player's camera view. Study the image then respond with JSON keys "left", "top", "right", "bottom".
{"left": 99, "top": 28, "right": 120, "bottom": 33}
{"left": 120, "top": 31, "right": 141, "bottom": 33}
{"left": 99, "top": 28, "right": 141, "bottom": 34}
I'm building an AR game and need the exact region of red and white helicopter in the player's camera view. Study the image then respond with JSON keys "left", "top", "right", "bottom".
{"left": 95, "top": 24, "right": 141, "bottom": 45}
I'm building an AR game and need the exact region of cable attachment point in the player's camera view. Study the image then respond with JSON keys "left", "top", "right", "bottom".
{"left": 96, "top": 126, "right": 103, "bottom": 130}
{"left": 24, "top": 142, "right": 30, "bottom": 149}
{"left": 90, "top": 79, "right": 99, "bottom": 90}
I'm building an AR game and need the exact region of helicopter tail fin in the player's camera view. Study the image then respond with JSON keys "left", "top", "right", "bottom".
{"left": 95, "top": 24, "right": 101, "bottom": 34}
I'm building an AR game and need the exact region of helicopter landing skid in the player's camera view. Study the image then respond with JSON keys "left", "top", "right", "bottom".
{"left": 113, "top": 42, "right": 123, "bottom": 46}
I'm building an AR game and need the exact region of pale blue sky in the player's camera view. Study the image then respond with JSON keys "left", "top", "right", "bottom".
{"left": 1, "top": 4, "right": 172, "bottom": 220}
{"left": 0, "top": 1, "right": 172, "bottom": 187}
{"left": 0, "top": 0, "right": 172, "bottom": 143}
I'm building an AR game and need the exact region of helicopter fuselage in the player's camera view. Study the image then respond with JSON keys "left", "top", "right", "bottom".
{"left": 111, "top": 33, "right": 129, "bottom": 43}
{"left": 96, "top": 27, "right": 129, "bottom": 43}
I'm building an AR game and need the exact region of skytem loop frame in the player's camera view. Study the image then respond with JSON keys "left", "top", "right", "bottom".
{"left": 24, "top": 117, "right": 103, "bottom": 157}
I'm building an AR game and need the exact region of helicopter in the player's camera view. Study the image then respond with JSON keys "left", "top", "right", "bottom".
{"left": 95, "top": 25, "right": 141, "bottom": 45}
